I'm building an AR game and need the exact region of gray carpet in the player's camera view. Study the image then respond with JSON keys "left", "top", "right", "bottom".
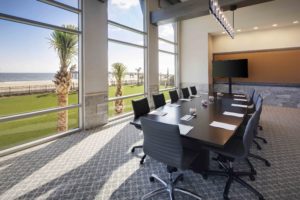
{"left": 0, "top": 106, "right": 299, "bottom": 200}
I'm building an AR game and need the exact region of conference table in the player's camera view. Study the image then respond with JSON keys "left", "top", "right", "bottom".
{"left": 130, "top": 92, "right": 249, "bottom": 172}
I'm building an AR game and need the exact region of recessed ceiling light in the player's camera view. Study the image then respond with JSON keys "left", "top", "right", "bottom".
{"left": 293, "top": 21, "right": 299, "bottom": 24}
{"left": 237, "top": 29, "right": 241, "bottom": 32}
{"left": 272, "top": 24, "right": 278, "bottom": 27}
{"left": 253, "top": 26, "right": 259, "bottom": 30}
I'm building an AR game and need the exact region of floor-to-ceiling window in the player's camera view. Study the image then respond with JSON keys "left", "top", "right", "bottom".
{"left": 158, "top": 23, "right": 178, "bottom": 100}
{"left": 0, "top": 0, "right": 82, "bottom": 150}
{"left": 107, "top": 0, "right": 146, "bottom": 118}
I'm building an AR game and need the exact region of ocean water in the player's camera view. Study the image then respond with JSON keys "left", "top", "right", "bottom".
{"left": 0, "top": 73, "right": 78, "bottom": 82}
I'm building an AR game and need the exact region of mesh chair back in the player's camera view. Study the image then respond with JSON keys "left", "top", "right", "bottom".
{"left": 153, "top": 93, "right": 166, "bottom": 109}
{"left": 253, "top": 91, "right": 260, "bottom": 105}
{"left": 169, "top": 90, "right": 179, "bottom": 103}
{"left": 243, "top": 111, "right": 258, "bottom": 156}
{"left": 182, "top": 88, "right": 190, "bottom": 99}
{"left": 141, "top": 117, "right": 183, "bottom": 168}
{"left": 132, "top": 97, "right": 150, "bottom": 119}
{"left": 253, "top": 95, "right": 263, "bottom": 136}
{"left": 190, "top": 86, "right": 197, "bottom": 95}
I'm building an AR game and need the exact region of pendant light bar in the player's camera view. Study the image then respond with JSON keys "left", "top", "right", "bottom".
{"left": 209, "top": 0, "right": 234, "bottom": 39}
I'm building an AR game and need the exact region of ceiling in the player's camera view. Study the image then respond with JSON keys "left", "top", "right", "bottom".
{"left": 169, "top": 0, "right": 300, "bottom": 35}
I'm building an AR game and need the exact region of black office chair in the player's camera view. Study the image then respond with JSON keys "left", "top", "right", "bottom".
{"left": 181, "top": 87, "right": 190, "bottom": 99}
{"left": 152, "top": 93, "right": 166, "bottom": 109}
{"left": 204, "top": 111, "right": 265, "bottom": 200}
{"left": 190, "top": 86, "right": 197, "bottom": 95}
{"left": 131, "top": 97, "right": 150, "bottom": 164}
{"left": 169, "top": 90, "right": 179, "bottom": 103}
{"left": 140, "top": 117, "right": 202, "bottom": 200}
{"left": 247, "top": 89, "right": 255, "bottom": 104}
{"left": 254, "top": 95, "right": 266, "bottom": 142}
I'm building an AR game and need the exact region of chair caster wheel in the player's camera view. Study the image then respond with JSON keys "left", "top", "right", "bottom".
{"left": 263, "top": 140, "right": 267, "bottom": 144}
{"left": 202, "top": 173, "right": 208, "bottom": 180}
{"left": 249, "top": 175, "right": 255, "bottom": 181}
{"left": 149, "top": 177, "right": 155, "bottom": 182}
{"left": 251, "top": 170, "right": 257, "bottom": 175}
{"left": 140, "top": 160, "right": 144, "bottom": 165}
{"left": 257, "top": 146, "right": 262, "bottom": 150}
{"left": 131, "top": 148, "right": 135, "bottom": 153}
{"left": 259, "top": 197, "right": 265, "bottom": 200}
{"left": 265, "top": 161, "right": 271, "bottom": 167}
{"left": 223, "top": 195, "right": 229, "bottom": 200}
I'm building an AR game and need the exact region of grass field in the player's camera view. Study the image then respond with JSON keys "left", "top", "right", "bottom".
{"left": 0, "top": 85, "right": 174, "bottom": 150}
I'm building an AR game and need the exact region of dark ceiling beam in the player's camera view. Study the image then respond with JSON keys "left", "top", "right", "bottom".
{"left": 151, "top": 0, "right": 273, "bottom": 25}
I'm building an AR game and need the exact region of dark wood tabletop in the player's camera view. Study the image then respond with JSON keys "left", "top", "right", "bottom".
{"left": 131, "top": 93, "right": 249, "bottom": 148}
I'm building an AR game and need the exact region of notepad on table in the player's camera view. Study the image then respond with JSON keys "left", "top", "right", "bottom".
{"left": 190, "top": 95, "right": 201, "bottom": 98}
{"left": 210, "top": 121, "right": 237, "bottom": 131}
{"left": 231, "top": 103, "right": 248, "bottom": 108}
{"left": 223, "top": 111, "right": 244, "bottom": 118}
{"left": 234, "top": 98, "right": 248, "bottom": 102}
{"left": 150, "top": 110, "right": 167, "bottom": 116}
{"left": 234, "top": 94, "right": 246, "bottom": 97}
{"left": 167, "top": 103, "right": 181, "bottom": 107}
{"left": 180, "top": 115, "right": 194, "bottom": 121}
{"left": 180, "top": 98, "right": 192, "bottom": 102}
{"left": 179, "top": 124, "right": 194, "bottom": 135}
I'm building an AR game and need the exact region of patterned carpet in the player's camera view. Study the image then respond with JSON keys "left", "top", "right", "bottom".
{"left": 0, "top": 106, "right": 299, "bottom": 200}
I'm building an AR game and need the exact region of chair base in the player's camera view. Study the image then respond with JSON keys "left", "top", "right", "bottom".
{"left": 203, "top": 161, "right": 264, "bottom": 200}
{"left": 249, "top": 153, "right": 271, "bottom": 167}
{"left": 253, "top": 140, "right": 262, "bottom": 150}
{"left": 142, "top": 173, "right": 202, "bottom": 200}
{"left": 131, "top": 145, "right": 147, "bottom": 164}
{"left": 255, "top": 136, "right": 267, "bottom": 144}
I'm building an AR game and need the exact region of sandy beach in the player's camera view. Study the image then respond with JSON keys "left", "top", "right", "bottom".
{"left": 0, "top": 80, "right": 78, "bottom": 87}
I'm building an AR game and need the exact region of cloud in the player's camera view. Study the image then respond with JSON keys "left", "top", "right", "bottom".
{"left": 111, "top": 0, "right": 139, "bottom": 9}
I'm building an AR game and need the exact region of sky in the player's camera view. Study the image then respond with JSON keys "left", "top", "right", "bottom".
{"left": 0, "top": 0, "right": 175, "bottom": 75}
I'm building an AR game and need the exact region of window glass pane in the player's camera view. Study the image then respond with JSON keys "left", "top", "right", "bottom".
{"left": 159, "top": 52, "right": 175, "bottom": 89}
{"left": 0, "top": 21, "right": 79, "bottom": 117}
{"left": 0, "top": 0, "right": 79, "bottom": 28}
{"left": 108, "top": 24, "right": 144, "bottom": 46}
{"left": 159, "top": 40, "right": 175, "bottom": 53}
{"left": 0, "top": 108, "right": 79, "bottom": 151}
{"left": 108, "top": 42, "right": 145, "bottom": 95}
{"left": 108, "top": 95, "right": 144, "bottom": 118}
{"left": 56, "top": 0, "right": 79, "bottom": 8}
{"left": 158, "top": 23, "right": 175, "bottom": 42}
{"left": 108, "top": 0, "right": 144, "bottom": 31}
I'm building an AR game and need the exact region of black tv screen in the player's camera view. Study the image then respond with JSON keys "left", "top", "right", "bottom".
{"left": 213, "top": 59, "right": 248, "bottom": 78}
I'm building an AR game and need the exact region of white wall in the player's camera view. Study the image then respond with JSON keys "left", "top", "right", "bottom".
{"left": 213, "top": 25, "right": 300, "bottom": 53}
{"left": 180, "top": 17, "right": 211, "bottom": 92}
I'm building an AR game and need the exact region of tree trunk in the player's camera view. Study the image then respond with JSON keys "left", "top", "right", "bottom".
{"left": 57, "top": 93, "right": 68, "bottom": 132}
{"left": 115, "top": 80, "right": 123, "bottom": 114}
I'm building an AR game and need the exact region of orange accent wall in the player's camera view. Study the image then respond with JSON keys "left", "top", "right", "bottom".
{"left": 213, "top": 49, "right": 300, "bottom": 84}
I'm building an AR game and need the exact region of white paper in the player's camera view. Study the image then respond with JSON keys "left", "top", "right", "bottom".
{"left": 167, "top": 103, "right": 181, "bottom": 107}
{"left": 231, "top": 104, "right": 248, "bottom": 108}
{"left": 190, "top": 95, "right": 201, "bottom": 98}
{"left": 234, "top": 94, "right": 246, "bottom": 97}
{"left": 223, "top": 111, "right": 244, "bottom": 118}
{"left": 210, "top": 121, "right": 237, "bottom": 131}
{"left": 234, "top": 98, "right": 248, "bottom": 102}
{"left": 180, "top": 98, "right": 192, "bottom": 102}
{"left": 180, "top": 115, "right": 194, "bottom": 121}
{"left": 179, "top": 124, "right": 194, "bottom": 135}
{"left": 150, "top": 110, "right": 167, "bottom": 116}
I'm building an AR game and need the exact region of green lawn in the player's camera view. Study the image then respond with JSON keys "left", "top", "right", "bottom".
{"left": 0, "top": 85, "right": 174, "bottom": 150}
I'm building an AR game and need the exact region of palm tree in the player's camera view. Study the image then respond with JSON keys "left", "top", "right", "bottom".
{"left": 49, "top": 25, "right": 78, "bottom": 132}
{"left": 135, "top": 67, "right": 142, "bottom": 86}
{"left": 112, "top": 63, "right": 127, "bottom": 114}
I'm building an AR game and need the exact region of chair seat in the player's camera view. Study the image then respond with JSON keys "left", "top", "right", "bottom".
{"left": 207, "top": 137, "right": 245, "bottom": 160}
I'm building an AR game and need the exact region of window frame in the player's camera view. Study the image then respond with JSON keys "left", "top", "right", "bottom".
{"left": 107, "top": 0, "right": 147, "bottom": 119}
{"left": 0, "top": 0, "right": 83, "bottom": 149}
{"left": 158, "top": 22, "right": 178, "bottom": 94}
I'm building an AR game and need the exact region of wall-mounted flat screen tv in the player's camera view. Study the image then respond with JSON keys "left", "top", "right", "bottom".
{"left": 213, "top": 59, "right": 248, "bottom": 78}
